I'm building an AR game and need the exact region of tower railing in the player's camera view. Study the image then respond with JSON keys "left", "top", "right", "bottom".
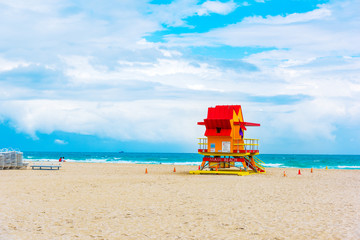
{"left": 198, "top": 138, "right": 259, "bottom": 153}
{"left": 233, "top": 138, "right": 259, "bottom": 153}
{"left": 243, "top": 138, "right": 259, "bottom": 151}
{"left": 197, "top": 138, "right": 208, "bottom": 152}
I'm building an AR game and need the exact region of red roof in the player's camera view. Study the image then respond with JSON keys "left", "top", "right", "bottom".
{"left": 198, "top": 105, "right": 260, "bottom": 136}
{"left": 207, "top": 105, "right": 240, "bottom": 119}
{"left": 199, "top": 105, "right": 240, "bottom": 136}
{"left": 204, "top": 119, "right": 231, "bottom": 129}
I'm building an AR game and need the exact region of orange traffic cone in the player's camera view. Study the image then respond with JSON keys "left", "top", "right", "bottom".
{"left": 298, "top": 169, "right": 301, "bottom": 175}
{"left": 283, "top": 171, "right": 286, "bottom": 177}
{"left": 145, "top": 168, "right": 148, "bottom": 174}
{"left": 173, "top": 167, "right": 176, "bottom": 173}
{"left": 311, "top": 168, "right": 313, "bottom": 173}
{"left": 216, "top": 165, "right": 218, "bottom": 171}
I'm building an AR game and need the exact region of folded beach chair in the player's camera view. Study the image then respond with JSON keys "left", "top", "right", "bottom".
{"left": 3, "top": 152, "right": 11, "bottom": 169}
{"left": 0, "top": 155, "right": 4, "bottom": 170}
{"left": 0, "top": 152, "right": 6, "bottom": 169}
{"left": 10, "top": 151, "right": 17, "bottom": 169}
{"left": 15, "top": 152, "right": 27, "bottom": 169}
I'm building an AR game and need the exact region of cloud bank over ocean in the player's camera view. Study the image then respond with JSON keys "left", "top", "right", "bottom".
{"left": 0, "top": 0, "right": 359, "bottom": 153}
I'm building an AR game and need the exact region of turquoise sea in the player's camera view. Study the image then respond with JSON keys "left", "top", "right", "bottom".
{"left": 23, "top": 152, "right": 360, "bottom": 169}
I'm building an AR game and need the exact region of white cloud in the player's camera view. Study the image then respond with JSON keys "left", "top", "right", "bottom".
{"left": 148, "top": 0, "right": 199, "bottom": 27}
{"left": 59, "top": 55, "right": 224, "bottom": 90}
{"left": 54, "top": 139, "right": 68, "bottom": 145}
{"left": 0, "top": 99, "right": 205, "bottom": 144}
{"left": 197, "top": 1, "right": 237, "bottom": 16}
{"left": 159, "top": 49, "right": 182, "bottom": 57}
{"left": 0, "top": 0, "right": 62, "bottom": 13}
{"left": 0, "top": 57, "right": 30, "bottom": 71}
{"left": 242, "top": 7, "right": 332, "bottom": 24}
{"left": 149, "top": 0, "right": 237, "bottom": 27}
{"left": 164, "top": 2, "right": 360, "bottom": 55}
{"left": 0, "top": 0, "right": 160, "bottom": 58}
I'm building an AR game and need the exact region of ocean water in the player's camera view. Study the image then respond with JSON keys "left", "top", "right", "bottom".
{"left": 23, "top": 152, "right": 360, "bottom": 170}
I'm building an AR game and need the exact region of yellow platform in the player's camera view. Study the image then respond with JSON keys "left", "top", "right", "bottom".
{"left": 189, "top": 169, "right": 266, "bottom": 176}
{"left": 190, "top": 170, "right": 248, "bottom": 176}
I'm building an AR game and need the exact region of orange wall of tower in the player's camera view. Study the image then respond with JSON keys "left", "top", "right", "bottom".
{"left": 207, "top": 136, "right": 232, "bottom": 153}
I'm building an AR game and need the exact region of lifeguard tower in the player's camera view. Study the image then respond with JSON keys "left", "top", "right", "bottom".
{"left": 190, "top": 105, "right": 265, "bottom": 176}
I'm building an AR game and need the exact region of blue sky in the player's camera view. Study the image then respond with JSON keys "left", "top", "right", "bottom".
{"left": 0, "top": 0, "right": 359, "bottom": 153}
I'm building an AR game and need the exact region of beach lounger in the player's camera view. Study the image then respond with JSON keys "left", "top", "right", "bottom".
{"left": 30, "top": 161, "right": 62, "bottom": 170}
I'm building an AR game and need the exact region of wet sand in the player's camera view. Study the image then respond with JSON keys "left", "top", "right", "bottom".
{"left": 1, "top": 163, "right": 359, "bottom": 239}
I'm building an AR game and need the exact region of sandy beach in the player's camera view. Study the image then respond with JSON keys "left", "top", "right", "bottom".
{"left": 0, "top": 163, "right": 359, "bottom": 240}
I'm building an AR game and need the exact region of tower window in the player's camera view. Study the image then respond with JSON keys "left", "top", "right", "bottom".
{"left": 216, "top": 127, "right": 221, "bottom": 133}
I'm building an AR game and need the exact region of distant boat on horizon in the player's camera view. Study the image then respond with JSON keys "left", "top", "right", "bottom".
{"left": 119, "top": 151, "right": 124, "bottom": 153}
